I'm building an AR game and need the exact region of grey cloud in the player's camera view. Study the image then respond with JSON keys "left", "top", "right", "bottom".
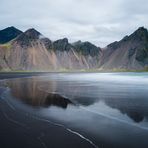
{"left": 0, "top": 0, "right": 148, "bottom": 47}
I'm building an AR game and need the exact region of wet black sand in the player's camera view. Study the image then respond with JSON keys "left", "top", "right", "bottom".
{"left": 2, "top": 72, "right": 148, "bottom": 148}
{"left": 0, "top": 73, "right": 94, "bottom": 148}
{"left": 0, "top": 72, "right": 46, "bottom": 79}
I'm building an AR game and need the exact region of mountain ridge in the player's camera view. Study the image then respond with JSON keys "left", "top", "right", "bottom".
{"left": 100, "top": 27, "right": 148, "bottom": 70}
{"left": 0, "top": 26, "right": 148, "bottom": 71}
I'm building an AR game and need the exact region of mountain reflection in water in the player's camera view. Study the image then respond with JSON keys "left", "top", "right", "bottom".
{"left": 1, "top": 73, "right": 148, "bottom": 148}
{"left": 5, "top": 75, "right": 148, "bottom": 124}
{"left": 6, "top": 78, "right": 73, "bottom": 109}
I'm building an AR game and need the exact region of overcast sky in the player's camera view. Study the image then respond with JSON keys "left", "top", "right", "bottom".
{"left": 0, "top": 0, "right": 148, "bottom": 47}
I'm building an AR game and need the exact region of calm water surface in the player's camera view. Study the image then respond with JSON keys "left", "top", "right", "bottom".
{"left": 1, "top": 72, "right": 148, "bottom": 148}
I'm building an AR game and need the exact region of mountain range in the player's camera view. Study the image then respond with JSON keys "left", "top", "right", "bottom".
{"left": 0, "top": 26, "right": 148, "bottom": 71}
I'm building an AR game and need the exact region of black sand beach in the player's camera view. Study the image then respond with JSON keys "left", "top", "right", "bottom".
{"left": 1, "top": 72, "right": 148, "bottom": 148}
{"left": 0, "top": 73, "right": 94, "bottom": 148}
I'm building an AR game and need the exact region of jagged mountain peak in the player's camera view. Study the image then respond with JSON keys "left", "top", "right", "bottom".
{"left": 107, "top": 26, "right": 148, "bottom": 49}
{"left": 62, "top": 38, "right": 68, "bottom": 42}
{"left": 2, "top": 26, "right": 18, "bottom": 31}
{"left": 81, "top": 41, "right": 97, "bottom": 47}
{"left": 0, "top": 26, "right": 22, "bottom": 44}
{"left": 74, "top": 40, "right": 99, "bottom": 49}
{"left": 53, "top": 38, "right": 71, "bottom": 51}
{"left": 72, "top": 40, "right": 82, "bottom": 46}
{"left": 73, "top": 40, "right": 101, "bottom": 57}
{"left": 73, "top": 40, "right": 101, "bottom": 49}
{"left": 0, "top": 26, "right": 20, "bottom": 32}
{"left": 101, "top": 26, "right": 148, "bottom": 70}
{"left": 55, "top": 38, "right": 69, "bottom": 43}
{"left": 135, "top": 26, "right": 147, "bottom": 33}
{"left": 129, "top": 26, "right": 148, "bottom": 39}
{"left": 23, "top": 28, "right": 42, "bottom": 39}
{"left": 14, "top": 28, "right": 42, "bottom": 46}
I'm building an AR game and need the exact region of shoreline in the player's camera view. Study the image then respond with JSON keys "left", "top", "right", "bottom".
{"left": 0, "top": 74, "right": 96, "bottom": 148}
{"left": 1, "top": 69, "right": 148, "bottom": 74}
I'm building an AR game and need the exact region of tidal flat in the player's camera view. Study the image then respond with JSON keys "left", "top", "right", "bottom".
{"left": 0, "top": 72, "right": 148, "bottom": 148}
